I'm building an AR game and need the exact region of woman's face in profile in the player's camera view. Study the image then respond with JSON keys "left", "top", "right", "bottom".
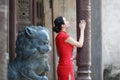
{"left": 63, "top": 17, "right": 70, "bottom": 28}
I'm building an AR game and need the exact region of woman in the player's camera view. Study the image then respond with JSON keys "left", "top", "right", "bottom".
{"left": 53, "top": 16, "right": 86, "bottom": 80}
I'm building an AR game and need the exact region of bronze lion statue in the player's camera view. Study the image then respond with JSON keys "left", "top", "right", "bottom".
{"left": 8, "top": 26, "right": 51, "bottom": 80}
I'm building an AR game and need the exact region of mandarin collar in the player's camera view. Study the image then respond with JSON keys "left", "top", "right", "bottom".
{"left": 60, "top": 30, "right": 67, "bottom": 33}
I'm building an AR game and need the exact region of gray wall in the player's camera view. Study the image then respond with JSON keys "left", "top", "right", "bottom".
{"left": 102, "top": 0, "right": 120, "bottom": 69}
{"left": 102, "top": 0, "right": 120, "bottom": 79}
{"left": 91, "top": 0, "right": 120, "bottom": 79}
{"left": 0, "top": 0, "right": 8, "bottom": 80}
{"left": 44, "top": 0, "right": 76, "bottom": 80}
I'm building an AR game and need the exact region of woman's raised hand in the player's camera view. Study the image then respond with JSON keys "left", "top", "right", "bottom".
{"left": 79, "top": 20, "right": 86, "bottom": 30}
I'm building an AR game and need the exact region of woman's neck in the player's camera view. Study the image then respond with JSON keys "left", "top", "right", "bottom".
{"left": 61, "top": 28, "right": 66, "bottom": 32}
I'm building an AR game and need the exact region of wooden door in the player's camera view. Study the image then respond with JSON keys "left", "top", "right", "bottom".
{"left": 9, "top": 0, "right": 55, "bottom": 80}
{"left": 16, "top": 0, "right": 44, "bottom": 31}
{"left": 9, "top": 0, "right": 45, "bottom": 61}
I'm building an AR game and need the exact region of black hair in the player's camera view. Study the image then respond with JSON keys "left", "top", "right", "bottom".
{"left": 53, "top": 16, "right": 64, "bottom": 33}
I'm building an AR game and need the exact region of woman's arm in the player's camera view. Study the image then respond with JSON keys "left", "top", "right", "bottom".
{"left": 65, "top": 20, "right": 86, "bottom": 48}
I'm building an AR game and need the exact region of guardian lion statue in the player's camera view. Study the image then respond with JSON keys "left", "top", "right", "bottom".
{"left": 8, "top": 26, "right": 51, "bottom": 80}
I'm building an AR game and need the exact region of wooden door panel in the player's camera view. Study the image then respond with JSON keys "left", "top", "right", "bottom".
{"left": 16, "top": 0, "right": 33, "bottom": 31}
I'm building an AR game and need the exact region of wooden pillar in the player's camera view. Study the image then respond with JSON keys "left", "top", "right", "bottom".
{"left": 76, "top": 0, "right": 91, "bottom": 80}
{"left": 50, "top": 0, "right": 56, "bottom": 79}
{"left": 91, "top": 0, "right": 102, "bottom": 80}
{"left": 32, "top": 0, "right": 36, "bottom": 25}
{"left": 9, "top": 0, "right": 16, "bottom": 61}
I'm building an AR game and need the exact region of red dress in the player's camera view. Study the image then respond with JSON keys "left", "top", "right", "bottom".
{"left": 55, "top": 30, "right": 75, "bottom": 80}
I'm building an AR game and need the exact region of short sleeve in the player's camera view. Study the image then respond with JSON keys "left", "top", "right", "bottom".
{"left": 62, "top": 33, "right": 70, "bottom": 41}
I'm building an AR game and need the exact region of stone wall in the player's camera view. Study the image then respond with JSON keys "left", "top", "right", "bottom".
{"left": 53, "top": 0, "right": 77, "bottom": 79}
{"left": 44, "top": 0, "right": 76, "bottom": 80}
{"left": 0, "top": 0, "right": 8, "bottom": 80}
{"left": 44, "top": 0, "right": 54, "bottom": 80}
{"left": 102, "top": 0, "right": 120, "bottom": 79}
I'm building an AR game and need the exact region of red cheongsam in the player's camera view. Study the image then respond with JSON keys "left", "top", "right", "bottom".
{"left": 55, "top": 30, "right": 75, "bottom": 80}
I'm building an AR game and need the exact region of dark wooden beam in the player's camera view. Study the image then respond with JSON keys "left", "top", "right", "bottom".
{"left": 76, "top": 0, "right": 91, "bottom": 80}
{"left": 9, "top": 0, "right": 16, "bottom": 62}
{"left": 32, "top": 0, "right": 36, "bottom": 25}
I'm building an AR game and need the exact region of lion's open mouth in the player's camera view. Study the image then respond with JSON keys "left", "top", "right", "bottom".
{"left": 40, "top": 50, "right": 50, "bottom": 54}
